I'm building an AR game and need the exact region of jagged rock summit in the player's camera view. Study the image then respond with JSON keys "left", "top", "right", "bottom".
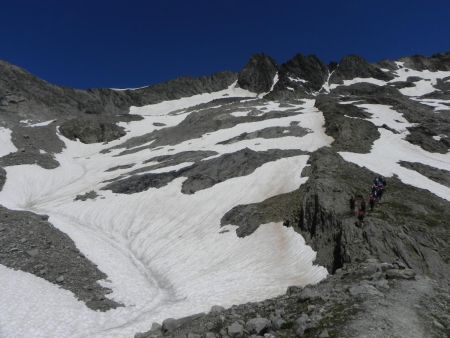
{"left": 0, "top": 50, "right": 449, "bottom": 338}
{"left": 237, "top": 53, "right": 278, "bottom": 93}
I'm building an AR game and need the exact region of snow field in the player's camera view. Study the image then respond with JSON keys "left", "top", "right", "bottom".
{"left": 0, "top": 85, "right": 332, "bottom": 337}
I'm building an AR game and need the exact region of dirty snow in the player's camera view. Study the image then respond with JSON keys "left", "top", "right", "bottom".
{"left": 0, "top": 88, "right": 332, "bottom": 338}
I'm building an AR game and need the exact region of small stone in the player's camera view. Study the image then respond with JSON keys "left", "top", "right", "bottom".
{"left": 56, "top": 275, "right": 64, "bottom": 283}
{"left": 274, "top": 309, "right": 285, "bottom": 317}
{"left": 349, "top": 283, "right": 383, "bottom": 297}
{"left": 26, "top": 248, "right": 39, "bottom": 257}
{"left": 210, "top": 305, "right": 225, "bottom": 313}
{"left": 286, "top": 285, "right": 302, "bottom": 295}
{"left": 227, "top": 321, "right": 244, "bottom": 337}
{"left": 205, "top": 321, "right": 215, "bottom": 331}
{"left": 319, "top": 329, "right": 330, "bottom": 337}
{"left": 295, "top": 314, "right": 310, "bottom": 336}
{"left": 307, "top": 304, "right": 316, "bottom": 312}
{"left": 150, "top": 322, "right": 162, "bottom": 331}
{"left": 298, "top": 287, "right": 322, "bottom": 302}
{"left": 271, "top": 317, "right": 286, "bottom": 330}
{"left": 392, "top": 260, "right": 407, "bottom": 270}
{"left": 385, "top": 268, "right": 416, "bottom": 280}
{"left": 162, "top": 318, "right": 178, "bottom": 333}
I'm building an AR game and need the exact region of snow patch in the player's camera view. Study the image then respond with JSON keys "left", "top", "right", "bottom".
{"left": 0, "top": 127, "right": 17, "bottom": 157}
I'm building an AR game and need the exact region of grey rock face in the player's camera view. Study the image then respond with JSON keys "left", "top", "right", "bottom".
{"left": 315, "top": 94, "right": 380, "bottom": 153}
{"left": 272, "top": 54, "right": 329, "bottom": 96}
{"left": 237, "top": 54, "right": 278, "bottom": 93}
{"left": 400, "top": 52, "right": 450, "bottom": 71}
{"left": 59, "top": 117, "right": 126, "bottom": 144}
{"left": 0, "top": 167, "right": 5, "bottom": 191}
{"left": 329, "top": 55, "right": 394, "bottom": 84}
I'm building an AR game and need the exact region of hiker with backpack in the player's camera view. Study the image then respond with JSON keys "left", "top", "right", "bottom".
{"left": 357, "top": 199, "right": 366, "bottom": 225}
{"left": 369, "top": 193, "right": 376, "bottom": 211}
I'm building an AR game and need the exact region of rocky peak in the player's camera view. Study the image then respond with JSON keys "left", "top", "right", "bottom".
{"left": 237, "top": 54, "right": 278, "bottom": 93}
{"left": 399, "top": 52, "right": 450, "bottom": 71}
{"left": 329, "top": 55, "right": 394, "bottom": 84}
{"left": 278, "top": 54, "right": 329, "bottom": 92}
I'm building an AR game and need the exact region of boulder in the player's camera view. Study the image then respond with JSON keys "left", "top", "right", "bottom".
{"left": 385, "top": 268, "right": 416, "bottom": 280}
{"left": 227, "top": 321, "right": 244, "bottom": 337}
{"left": 59, "top": 118, "right": 125, "bottom": 144}
{"left": 245, "top": 317, "right": 271, "bottom": 335}
{"left": 162, "top": 318, "right": 178, "bottom": 333}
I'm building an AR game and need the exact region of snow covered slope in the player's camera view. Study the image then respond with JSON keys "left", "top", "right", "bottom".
{"left": 0, "top": 82, "right": 331, "bottom": 337}
{"left": 0, "top": 51, "right": 449, "bottom": 338}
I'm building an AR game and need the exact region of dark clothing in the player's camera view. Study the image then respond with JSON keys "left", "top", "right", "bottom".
{"left": 357, "top": 209, "right": 365, "bottom": 222}
{"left": 377, "top": 188, "right": 384, "bottom": 201}
{"left": 350, "top": 197, "right": 355, "bottom": 212}
{"left": 360, "top": 200, "right": 366, "bottom": 212}
{"left": 369, "top": 196, "right": 375, "bottom": 211}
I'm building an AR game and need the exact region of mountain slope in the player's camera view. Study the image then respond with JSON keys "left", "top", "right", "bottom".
{"left": 0, "top": 51, "right": 449, "bottom": 338}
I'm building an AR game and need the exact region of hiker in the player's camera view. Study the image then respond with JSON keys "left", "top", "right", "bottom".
{"left": 371, "top": 185, "right": 378, "bottom": 200}
{"left": 369, "top": 193, "right": 376, "bottom": 211}
{"left": 357, "top": 199, "right": 366, "bottom": 225}
{"left": 376, "top": 177, "right": 386, "bottom": 201}
{"left": 354, "top": 195, "right": 363, "bottom": 217}
{"left": 350, "top": 196, "right": 355, "bottom": 213}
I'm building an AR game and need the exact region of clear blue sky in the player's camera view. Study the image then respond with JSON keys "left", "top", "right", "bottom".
{"left": 1, "top": 0, "right": 449, "bottom": 89}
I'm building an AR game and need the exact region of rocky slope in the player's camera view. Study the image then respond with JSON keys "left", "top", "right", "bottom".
{"left": 0, "top": 51, "right": 449, "bottom": 338}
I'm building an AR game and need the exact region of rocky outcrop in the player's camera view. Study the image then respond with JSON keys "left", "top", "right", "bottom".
{"left": 314, "top": 94, "right": 380, "bottom": 153}
{"left": 329, "top": 55, "right": 394, "bottom": 84}
{"left": 264, "top": 54, "right": 329, "bottom": 100}
{"left": 0, "top": 205, "right": 120, "bottom": 311}
{"left": 237, "top": 54, "right": 278, "bottom": 93}
{"left": 59, "top": 117, "right": 126, "bottom": 143}
{"left": 399, "top": 52, "right": 450, "bottom": 71}
{"left": 103, "top": 148, "right": 307, "bottom": 195}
